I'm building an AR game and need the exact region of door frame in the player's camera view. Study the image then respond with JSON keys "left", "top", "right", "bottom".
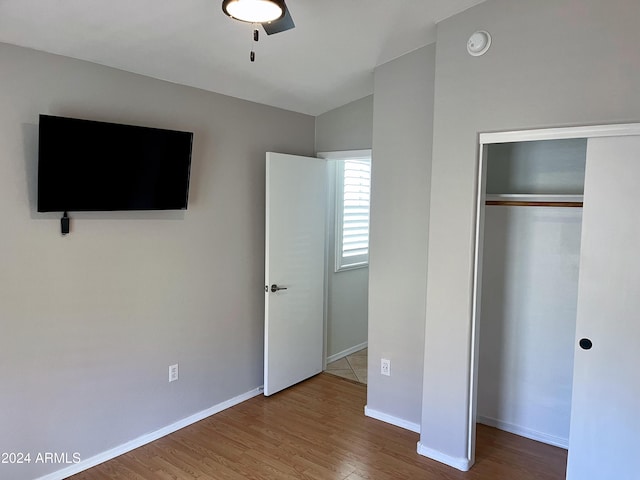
{"left": 467, "top": 123, "right": 640, "bottom": 465}
{"left": 317, "top": 149, "right": 372, "bottom": 370}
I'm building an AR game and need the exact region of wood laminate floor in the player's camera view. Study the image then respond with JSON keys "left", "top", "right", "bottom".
{"left": 70, "top": 373, "right": 567, "bottom": 479}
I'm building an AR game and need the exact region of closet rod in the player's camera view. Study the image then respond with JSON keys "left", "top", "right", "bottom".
{"left": 485, "top": 200, "right": 583, "bottom": 208}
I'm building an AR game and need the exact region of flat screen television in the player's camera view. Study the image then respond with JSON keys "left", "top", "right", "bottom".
{"left": 37, "top": 114, "right": 194, "bottom": 212}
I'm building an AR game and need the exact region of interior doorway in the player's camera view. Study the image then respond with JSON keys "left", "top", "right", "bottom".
{"left": 318, "top": 150, "right": 371, "bottom": 385}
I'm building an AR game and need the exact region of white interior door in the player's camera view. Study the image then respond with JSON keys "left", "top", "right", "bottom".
{"left": 567, "top": 136, "right": 640, "bottom": 480}
{"left": 264, "top": 152, "right": 326, "bottom": 396}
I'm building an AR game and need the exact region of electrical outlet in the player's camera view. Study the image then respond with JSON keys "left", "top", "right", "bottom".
{"left": 169, "top": 364, "right": 179, "bottom": 382}
{"left": 381, "top": 358, "right": 391, "bottom": 376}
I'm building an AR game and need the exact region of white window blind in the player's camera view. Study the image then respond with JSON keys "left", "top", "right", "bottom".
{"left": 336, "top": 158, "right": 371, "bottom": 271}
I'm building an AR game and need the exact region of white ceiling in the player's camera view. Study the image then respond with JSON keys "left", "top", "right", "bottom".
{"left": 0, "top": 0, "right": 486, "bottom": 116}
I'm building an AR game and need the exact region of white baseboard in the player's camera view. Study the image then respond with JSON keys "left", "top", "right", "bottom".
{"left": 326, "top": 341, "right": 368, "bottom": 364}
{"left": 35, "top": 386, "right": 263, "bottom": 480}
{"left": 417, "top": 442, "right": 473, "bottom": 471}
{"left": 364, "top": 406, "right": 420, "bottom": 433}
{"left": 477, "top": 415, "right": 568, "bottom": 449}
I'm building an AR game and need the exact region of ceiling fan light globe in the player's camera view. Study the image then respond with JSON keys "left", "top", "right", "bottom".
{"left": 223, "top": 0, "right": 284, "bottom": 23}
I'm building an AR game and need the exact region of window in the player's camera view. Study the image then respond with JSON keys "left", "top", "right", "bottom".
{"left": 335, "top": 155, "right": 371, "bottom": 271}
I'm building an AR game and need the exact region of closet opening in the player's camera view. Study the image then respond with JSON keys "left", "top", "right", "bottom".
{"left": 479, "top": 139, "right": 585, "bottom": 444}
{"left": 467, "top": 123, "right": 640, "bottom": 479}
{"left": 471, "top": 136, "right": 587, "bottom": 472}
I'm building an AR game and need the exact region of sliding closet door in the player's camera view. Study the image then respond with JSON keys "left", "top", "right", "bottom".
{"left": 567, "top": 136, "right": 640, "bottom": 480}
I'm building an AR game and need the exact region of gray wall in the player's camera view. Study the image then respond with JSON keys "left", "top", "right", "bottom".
{"left": 486, "top": 139, "right": 587, "bottom": 195}
{"left": 0, "top": 43, "right": 314, "bottom": 480}
{"left": 315, "top": 96, "right": 373, "bottom": 358}
{"left": 421, "top": 0, "right": 640, "bottom": 465}
{"left": 315, "top": 96, "right": 373, "bottom": 153}
{"left": 367, "top": 45, "right": 435, "bottom": 427}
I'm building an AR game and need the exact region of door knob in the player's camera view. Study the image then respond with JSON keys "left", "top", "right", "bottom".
{"left": 579, "top": 338, "right": 593, "bottom": 350}
{"left": 270, "top": 284, "right": 288, "bottom": 293}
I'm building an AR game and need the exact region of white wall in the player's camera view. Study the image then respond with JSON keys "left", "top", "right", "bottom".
{"left": 478, "top": 206, "right": 582, "bottom": 448}
{"left": 315, "top": 96, "right": 373, "bottom": 358}
{"left": 421, "top": 0, "right": 640, "bottom": 468}
{"left": 367, "top": 45, "right": 435, "bottom": 429}
{"left": 0, "top": 42, "right": 314, "bottom": 480}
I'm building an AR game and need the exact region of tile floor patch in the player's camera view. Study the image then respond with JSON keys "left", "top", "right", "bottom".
{"left": 325, "top": 348, "right": 367, "bottom": 384}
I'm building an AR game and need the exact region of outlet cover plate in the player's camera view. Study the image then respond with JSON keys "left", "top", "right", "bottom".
{"left": 169, "top": 364, "right": 179, "bottom": 382}
{"left": 381, "top": 358, "right": 391, "bottom": 376}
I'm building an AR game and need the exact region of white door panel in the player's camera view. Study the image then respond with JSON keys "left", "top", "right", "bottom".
{"left": 567, "top": 136, "right": 640, "bottom": 479}
{"left": 264, "top": 152, "right": 326, "bottom": 396}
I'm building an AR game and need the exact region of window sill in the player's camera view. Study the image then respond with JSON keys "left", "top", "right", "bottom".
{"left": 335, "top": 263, "right": 369, "bottom": 273}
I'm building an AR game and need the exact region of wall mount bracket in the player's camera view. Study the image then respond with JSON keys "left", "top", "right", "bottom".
{"left": 61, "top": 211, "right": 70, "bottom": 235}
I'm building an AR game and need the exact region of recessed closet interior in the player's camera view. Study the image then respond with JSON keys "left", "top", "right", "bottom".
{"left": 476, "top": 138, "right": 587, "bottom": 449}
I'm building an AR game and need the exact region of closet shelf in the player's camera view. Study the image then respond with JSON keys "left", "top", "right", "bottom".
{"left": 485, "top": 194, "right": 584, "bottom": 208}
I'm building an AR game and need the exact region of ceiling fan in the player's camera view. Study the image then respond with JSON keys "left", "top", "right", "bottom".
{"left": 222, "top": 0, "right": 295, "bottom": 35}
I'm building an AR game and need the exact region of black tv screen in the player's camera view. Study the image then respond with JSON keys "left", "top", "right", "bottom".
{"left": 37, "top": 115, "right": 193, "bottom": 212}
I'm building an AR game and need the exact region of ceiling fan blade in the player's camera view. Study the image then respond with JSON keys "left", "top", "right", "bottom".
{"left": 263, "top": 4, "right": 295, "bottom": 35}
